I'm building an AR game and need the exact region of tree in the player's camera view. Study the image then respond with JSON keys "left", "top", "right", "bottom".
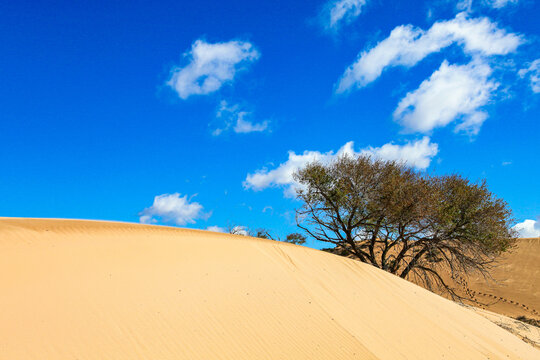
{"left": 227, "top": 225, "right": 250, "bottom": 236}
{"left": 253, "top": 228, "right": 274, "bottom": 240}
{"left": 284, "top": 233, "right": 306, "bottom": 245}
{"left": 226, "top": 225, "right": 305, "bottom": 245}
{"left": 293, "top": 155, "right": 517, "bottom": 299}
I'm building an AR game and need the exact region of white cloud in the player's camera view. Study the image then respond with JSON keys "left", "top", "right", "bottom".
{"left": 393, "top": 60, "right": 497, "bottom": 135}
{"left": 458, "top": 0, "right": 518, "bottom": 10}
{"left": 513, "top": 218, "right": 540, "bottom": 238}
{"left": 234, "top": 116, "right": 269, "bottom": 133}
{"left": 336, "top": 13, "right": 522, "bottom": 92}
{"left": 167, "top": 40, "right": 260, "bottom": 99}
{"left": 483, "top": 0, "right": 518, "bottom": 9}
{"left": 456, "top": 0, "right": 473, "bottom": 11}
{"left": 139, "top": 193, "right": 210, "bottom": 226}
{"left": 359, "top": 136, "right": 439, "bottom": 169}
{"left": 518, "top": 59, "right": 540, "bottom": 93}
{"left": 213, "top": 101, "right": 269, "bottom": 135}
{"left": 244, "top": 137, "right": 438, "bottom": 197}
{"left": 206, "top": 225, "right": 226, "bottom": 233}
{"left": 322, "top": 0, "right": 367, "bottom": 30}
{"left": 206, "top": 225, "right": 250, "bottom": 235}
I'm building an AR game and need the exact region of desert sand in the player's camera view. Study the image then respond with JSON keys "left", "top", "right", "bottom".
{"left": 325, "top": 237, "right": 540, "bottom": 322}
{"left": 454, "top": 237, "right": 540, "bottom": 320}
{"left": 1, "top": 218, "right": 538, "bottom": 359}
{"left": 462, "top": 305, "right": 540, "bottom": 349}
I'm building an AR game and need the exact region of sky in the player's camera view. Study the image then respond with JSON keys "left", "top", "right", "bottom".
{"left": 1, "top": 0, "right": 539, "bottom": 245}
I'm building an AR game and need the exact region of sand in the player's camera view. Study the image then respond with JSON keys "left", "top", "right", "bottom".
{"left": 0, "top": 218, "right": 538, "bottom": 359}
{"left": 462, "top": 305, "right": 540, "bottom": 349}
{"left": 456, "top": 238, "right": 540, "bottom": 320}
{"left": 325, "top": 237, "right": 540, "bottom": 322}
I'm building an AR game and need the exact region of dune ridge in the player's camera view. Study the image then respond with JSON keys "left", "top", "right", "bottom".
{"left": 0, "top": 218, "right": 538, "bottom": 359}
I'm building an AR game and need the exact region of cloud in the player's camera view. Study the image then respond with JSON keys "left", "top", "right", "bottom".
{"left": 206, "top": 225, "right": 250, "bottom": 235}
{"left": 244, "top": 137, "right": 438, "bottom": 197}
{"left": 518, "top": 59, "right": 540, "bottom": 93}
{"left": 139, "top": 193, "right": 210, "bottom": 226}
{"left": 206, "top": 225, "right": 226, "bottom": 233}
{"left": 234, "top": 116, "right": 269, "bottom": 133}
{"left": 393, "top": 60, "right": 497, "bottom": 135}
{"left": 513, "top": 218, "right": 540, "bottom": 238}
{"left": 321, "top": 0, "right": 367, "bottom": 30}
{"left": 456, "top": 0, "right": 473, "bottom": 11}
{"left": 336, "top": 13, "right": 522, "bottom": 92}
{"left": 213, "top": 101, "right": 269, "bottom": 135}
{"left": 482, "top": 0, "right": 519, "bottom": 9}
{"left": 167, "top": 40, "right": 260, "bottom": 99}
{"left": 457, "top": 0, "right": 518, "bottom": 11}
{"left": 359, "top": 136, "right": 439, "bottom": 169}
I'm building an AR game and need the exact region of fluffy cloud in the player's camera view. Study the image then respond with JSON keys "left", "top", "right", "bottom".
{"left": 244, "top": 137, "right": 438, "bottom": 197}
{"left": 167, "top": 40, "right": 260, "bottom": 99}
{"left": 518, "top": 59, "right": 540, "bottom": 93}
{"left": 321, "top": 0, "right": 367, "bottom": 30}
{"left": 393, "top": 60, "right": 497, "bottom": 134}
{"left": 513, "top": 218, "right": 540, "bottom": 238}
{"left": 336, "top": 13, "right": 521, "bottom": 92}
{"left": 213, "top": 101, "right": 269, "bottom": 136}
{"left": 139, "top": 193, "right": 210, "bottom": 225}
{"left": 359, "top": 136, "right": 439, "bottom": 169}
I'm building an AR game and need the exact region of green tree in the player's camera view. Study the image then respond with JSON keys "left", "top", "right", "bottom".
{"left": 283, "top": 233, "right": 306, "bottom": 245}
{"left": 294, "top": 155, "right": 517, "bottom": 298}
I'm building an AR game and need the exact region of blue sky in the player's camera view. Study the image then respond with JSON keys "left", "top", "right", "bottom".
{"left": 1, "top": 0, "right": 539, "bottom": 244}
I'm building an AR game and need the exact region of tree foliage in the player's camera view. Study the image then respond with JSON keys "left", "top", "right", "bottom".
{"left": 284, "top": 233, "right": 307, "bottom": 245}
{"left": 294, "top": 155, "right": 517, "bottom": 298}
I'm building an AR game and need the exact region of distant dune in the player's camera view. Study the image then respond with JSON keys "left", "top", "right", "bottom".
{"left": 1, "top": 218, "right": 538, "bottom": 359}
{"left": 449, "top": 237, "right": 540, "bottom": 320}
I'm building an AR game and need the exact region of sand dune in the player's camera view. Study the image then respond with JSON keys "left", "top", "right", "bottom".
{"left": 453, "top": 237, "right": 540, "bottom": 320}
{"left": 463, "top": 305, "right": 540, "bottom": 349}
{"left": 0, "top": 218, "right": 538, "bottom": 359}
{"left": 324, "top": 237, "right": 540, "bottom": 322}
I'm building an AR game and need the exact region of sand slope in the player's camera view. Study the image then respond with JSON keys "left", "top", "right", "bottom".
{"left": 457, "top": 238, "right": 540, "bottom": 320}
{"left": 325, "top": 238, "right": 540, "bottom": 321}
{"left": 0, "top": 218, "right": 538, "bottom": 359}
{"left": 462, "top": 305, "right": 540, "bottom": 349}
